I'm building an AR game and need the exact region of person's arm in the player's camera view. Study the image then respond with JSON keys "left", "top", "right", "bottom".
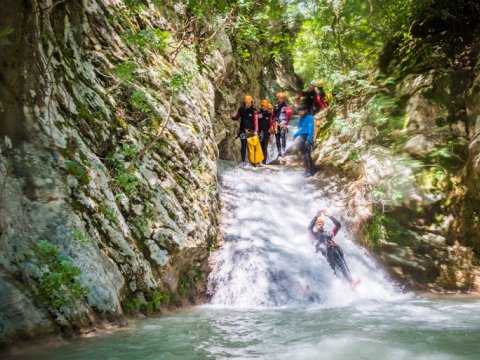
{"left": 284, "top": 105, "right": 292, "bottom": 125}
{"left": 307, "top": 216, "right": 317, "bottom": 243}
{"left": 231, "top": 108, "right": 240, "bottom": 120}
{"left": 268, "top": 113, "right": 274, "bottom": 133}
{"left": 253, "top": 110, "right": 258, "bottom": 133}
{"left": 329, "top": 215, "right": 341, "bottom": 237}
{"left": 315, "top": 94, "right": 327, "bottom": 110}
{"left": 307, "top": 115, "right": 315, "bottom": 143}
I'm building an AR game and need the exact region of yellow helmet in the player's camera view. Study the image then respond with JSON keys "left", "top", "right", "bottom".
{"left": 244, "top": 95, "right": 253, "bottom": 103}
{"left": 316, "top": 217, "right": 324, "bottom": 226}
{"left": 276, "top": 92, "right": 286, "bottom": 100}
{"left": 261, "top": 99, "right": 269, "bottom": 106}
{"left": 267, "top": 103, "right": 273, "bottom": 110}
{"left": 317, "top": 83, "right": 324, "bottom": 88}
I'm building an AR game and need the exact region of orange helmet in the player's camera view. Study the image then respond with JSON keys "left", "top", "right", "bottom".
{"left": 276, "top": 92, "right": 286, "bottom": 100}
{"left": 261, "top": 99, "right": 269, "bottom": 106}
{"left": 267, "top": 103, "right": 273, "bottom": 110}
{"left": 244, "top": 95, "right": 253, "bottom": 103}
{"left": 316, "top": 217, "right": 324, "bottom": 226}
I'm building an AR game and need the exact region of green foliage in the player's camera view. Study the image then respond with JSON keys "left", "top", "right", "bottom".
{"left": 31, "top": 240, "right": 89, "bottom": 311}
{"left": 123, "top": 29, "right": 170, "bottom": 53}
{"left": 363, "top": 213, "right": 411, "bottom": 249}
{"left": 99, "top": 204, "right": 118, "bottom": 223}
{"left": 0, "top": 26, "right": 14, "bottom": 45}
{"left": 120, "top": 144, "right": 139, "bottom": 158}
{"left": 105, "top": 148, "right": 139, "bottom": 195}
{"left": 72, "top": 229, "right": 91, "bottom": 244}
{"left": 124, "top": 291, "right": 171, "bottom": 314}
{"left": 347, "top": 150, "right": 360, "bottom": 162}
{"left": 115, "top": 171, "right": 139, "bottom": 195}
{"left": 135, "top": 200, "right": 153, "bottom": 232}
{"left": 129, "top": 91, "right": 151, "bottom": 113}
{"left": 116, "top": 61, "right": 137, "bottom": 82}
{"left": 64, "top": 160, "right": 89, "bottom": 185}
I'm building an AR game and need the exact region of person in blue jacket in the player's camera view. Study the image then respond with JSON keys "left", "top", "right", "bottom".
{"left": 293, "top": 105, "right": 315, "bottom": 177}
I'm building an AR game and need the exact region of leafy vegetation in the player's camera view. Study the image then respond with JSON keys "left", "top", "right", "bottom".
{"left": 31, "top": 240, "right": 89, "bottom": 311}
{"left": 0, "top": 26, "right": 14, "bottom": 45}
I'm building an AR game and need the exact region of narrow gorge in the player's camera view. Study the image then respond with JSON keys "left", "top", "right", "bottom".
{"left": 1, "top": 0, "right": 480, "bottom": 357}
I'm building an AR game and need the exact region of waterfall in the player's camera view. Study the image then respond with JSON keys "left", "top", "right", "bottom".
{"left": 207, "top": 163, "right": 404, "bottom": 308}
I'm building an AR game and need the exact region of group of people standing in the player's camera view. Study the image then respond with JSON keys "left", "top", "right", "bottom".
{"left": 231, "top": 81, "right": 329, "bottom": 176}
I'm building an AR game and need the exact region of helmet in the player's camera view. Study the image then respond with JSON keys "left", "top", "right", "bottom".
{"left": 276, "top": 92, "right": 286, "bottom": 100}
{"left": 267, "top": 103, "right": 273, "bottom": 110}
{"left": 317, "top": 83, "right": 324, "bottom": 88}
{"left": 310, "top": 80, "right": 317, "bottom": 87}
{"left": 261, "top": 99, "right": 269, "bottom": 106}
{"left": 244, "top": 95, "right": 253, "bottom": 103}
{"left": 316, "top": 217, "right": 324, "bottom": 226}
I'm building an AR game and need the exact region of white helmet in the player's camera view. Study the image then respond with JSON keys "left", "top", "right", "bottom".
{"left": 310, "top": 80, "right": 317, "bottom": 87}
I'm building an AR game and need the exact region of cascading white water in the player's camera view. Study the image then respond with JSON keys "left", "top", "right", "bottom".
{"left": 207, "top": 162, "right": 405, "bottom": 308}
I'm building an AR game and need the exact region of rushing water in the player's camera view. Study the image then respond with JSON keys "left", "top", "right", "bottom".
{"left": 6, "top": 157, "right": 480, "bottom": 360}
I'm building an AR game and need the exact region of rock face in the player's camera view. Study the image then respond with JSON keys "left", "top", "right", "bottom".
{"left": 0, "top": 0, "right": 297, "bottom": 346}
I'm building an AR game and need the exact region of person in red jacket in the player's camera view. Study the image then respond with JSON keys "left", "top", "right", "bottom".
{"left": 295, "top": 80, "right": 327, "bottom": 114}
{"left": 231, "top": 95, "right": 258, "bottom": 165}
{"left": 272, "top": 92, "right": 292, "bottom": 158}
{"left": 258, "top": 99, "right": 274, "bottom": 164}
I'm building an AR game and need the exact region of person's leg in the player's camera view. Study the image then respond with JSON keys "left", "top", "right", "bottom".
{"left": 240, "top": 138, "right": 247, "bottom": 163}
{"left": 275, "top": 131, "right": 281, "bottom": 155}
{"left": 280, "top": 128, "right": 287, "bottom": 156}
{"left": 261, "top": 134, "right": 269, "bottom": 164}
{"left": 304, "top": 140, "right": 314, "bottom": 175}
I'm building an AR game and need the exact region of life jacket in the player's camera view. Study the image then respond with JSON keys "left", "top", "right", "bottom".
{"left": 247, "top": 135, "right": 264, "bottom": 164}
{"left": 238, "top": 106, "right": 256, "bottom": 132}
{"left": 273, "top": 103, "right": 288, "bottom": 122}
{"left": 302, "top": 89, "right": 317, "bottom": 110}
{"left": 258, "top": 110, "right": 271, "bottom": 132}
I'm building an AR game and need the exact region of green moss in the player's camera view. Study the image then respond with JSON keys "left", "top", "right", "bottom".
{"left": 64, "top": 159, "right": 89, "bottom": 185}
{"left": 123, "top": 290, "right": 171, "bottom": 315}
{"left": 176, "top": 263, "right": 207, "bottom": 300}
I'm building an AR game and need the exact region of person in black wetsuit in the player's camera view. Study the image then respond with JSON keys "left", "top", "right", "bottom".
{"left": 272, "top": 92, "right": 292, "bottom": 158}
{"left": 308, "top": 209, "right": 358, "bottom": 286}
{"left": 258, "top": 99, "right": 273, "bottom": 164}
{"left": 231, "top": 95, "right": 259, "bottom": 165}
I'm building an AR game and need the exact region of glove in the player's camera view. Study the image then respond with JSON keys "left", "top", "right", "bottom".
{"left": 316, "top": 209, "right": 325, "bottom": 217}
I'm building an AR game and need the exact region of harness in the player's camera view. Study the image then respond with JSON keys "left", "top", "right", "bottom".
{"left": 273, "top": 103, "right": 287, "bottom": 122}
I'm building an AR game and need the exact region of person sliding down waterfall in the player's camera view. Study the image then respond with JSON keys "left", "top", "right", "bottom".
{"left": 293, "top": 105, "right": 314, "bottom": 177}
{"left": 308, "top": 209, "right": 361, "bottom": 287}
{"left": 272, "top": 92, "right": 292, "bottom": 158}
{"left": 231, "top": 95, "right": 258, "bottom": 165}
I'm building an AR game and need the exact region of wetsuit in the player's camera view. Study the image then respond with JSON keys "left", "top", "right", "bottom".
{"left": 296, "top": 90, "right": 327, "bottom": 114}
{"left": 272, "top": 102, "right": 291, "bottom": 157}
{"left": 258, "top": 109, "right": 273, "bottom": 164}
{"left": 293, "top": 113, "right": 315, "bottom": 176}
{"left": 308, "top": 215, "right": 352, "bottom": 282}
{"left": 232, "top": 105, "right": 259, "bottom": 163}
